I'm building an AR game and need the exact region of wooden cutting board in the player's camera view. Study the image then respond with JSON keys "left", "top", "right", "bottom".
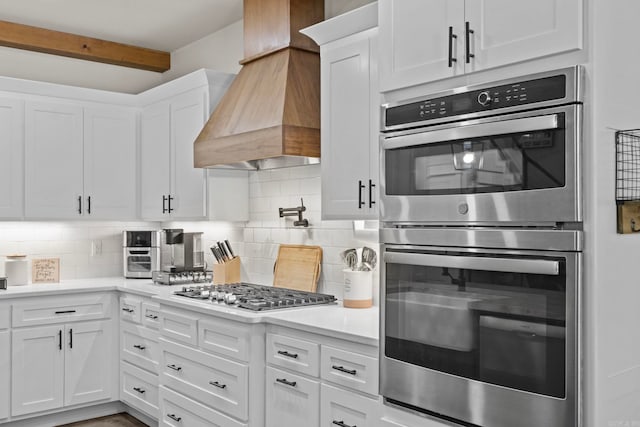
{"left": 273, "top": 244, "right": 322, "bottom": 292}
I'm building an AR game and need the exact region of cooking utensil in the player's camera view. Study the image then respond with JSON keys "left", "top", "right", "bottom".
{"left": 273, "top": 244, "right": 322, "bottom": 292}
{"left": 224, "top": 240, "right": 235, "bottom": 258}
{"left": 361, "top": 246, "right": 377, "bottom": 271}
{"left": 341, "top": 248, "right": 358, "bottom": 271}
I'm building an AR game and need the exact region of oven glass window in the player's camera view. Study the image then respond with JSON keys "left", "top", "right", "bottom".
{"left": 384, "top": 251, "right": 567, "bottom": 398}
{"left": 385, "top": 115, "right": 565, "bottom": 195}
{"left": 127, "top": 256, "right": 152, "bottom": 273}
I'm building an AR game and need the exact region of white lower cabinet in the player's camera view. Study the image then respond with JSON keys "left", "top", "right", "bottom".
{"left": 0, "top": 330, "right": 10, "bottom": 420}
{"left": 11, "top": 320, "right": 114, "bottom": 416}
{"left": 266, "top": 367, "right": 320, "bottom": 427}
{"left": 160, "top": 385, "right": 248, "bottom": 427}
{"left": 121, "top": 361, "right": 159, "bottom": 417}
{"left": 321, "top": 383, "right": 378, "bottom": 427}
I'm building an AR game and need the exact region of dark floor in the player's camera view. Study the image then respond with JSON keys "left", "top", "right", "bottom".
{"left": 57, "top": 413, "right": 147, "bottom": 427}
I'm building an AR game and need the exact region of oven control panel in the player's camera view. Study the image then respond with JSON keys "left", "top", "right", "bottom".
{"left": 385, "top": 74, "right": 567, "bottom": 128}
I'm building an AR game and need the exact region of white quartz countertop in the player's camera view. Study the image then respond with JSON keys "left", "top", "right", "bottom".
{"left": 0, "top": 278, "right": 379, "bottom": 346}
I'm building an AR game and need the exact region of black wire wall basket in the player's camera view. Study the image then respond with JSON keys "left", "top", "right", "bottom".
{"left": 615, "top": 129, "right": 640, "bottom": 233}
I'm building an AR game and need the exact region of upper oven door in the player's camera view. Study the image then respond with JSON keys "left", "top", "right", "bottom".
{"left": 381, "top": 104, "right": 581, "bottom": 225}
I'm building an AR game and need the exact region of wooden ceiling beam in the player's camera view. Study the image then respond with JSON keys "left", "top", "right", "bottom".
{"left": 0, "top": 20, "right": 170, "bottom": 72}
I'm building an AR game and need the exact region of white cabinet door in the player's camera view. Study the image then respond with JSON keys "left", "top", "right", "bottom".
{"left": 84, "top": 107, "right": 137, "bottom": 219}
{"left": 379, "top": 0, "right": 464, "bottom": 91}
{"left": 0, "top": 331, "right": 9, "bottom": 420}
{"left": 465, "top": 0, "right": 583, "bottom": 73}
{"left": 0, "top": 98, "right": 24, "bottom": 219}
{"left": 170, "top": 88, "right": 208, "bottom": 219}
{"left": 140, "top": 101, "right": 171, "bottom": 219}
{"left": 64, "top": 320, "right": 114, "bottom": 406}
{"left": 266, "top": 367, "right": 320, "bottom": 427}
{"left": 11, "top": 325, "right": 65, "bottom": 416}
{"left": 321, "top": 29, "right": 380, "bottom": 220}
{"left": 25, "top": 102, "right": 83, "bottom": 218}
{"left": 320, "top": 384, "right": 378, "bottom": 427}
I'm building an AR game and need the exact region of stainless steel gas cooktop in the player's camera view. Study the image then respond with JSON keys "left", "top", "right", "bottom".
{"left": 173, "top": 283, "right": 337, "bottom": 311}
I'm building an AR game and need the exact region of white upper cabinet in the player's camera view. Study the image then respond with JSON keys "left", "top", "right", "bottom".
{"left": 303, "top": 3, "right": 380, "bottom": 220}
{"left": 83, "top": 106, "right": 137, "bottom": 219}
{"left": 140, "top": 101, "right": 172, "bottom": 219}
{"left": 0, "top": 98, "right": 24, "bottom": 219}
{"left": 379, "top": 0, "right": 583, "bottom": 91}
{"left": 25, "top": 102, "right": 84, "bottom": 218}
{"left": 170, "top": 89, "right": 209, "bottom": 219}
{"left": 140, "top": 88, "right": 208, "bottom": 220}
{"left": 25, "top": 101, "right": 138, "bottom": 219}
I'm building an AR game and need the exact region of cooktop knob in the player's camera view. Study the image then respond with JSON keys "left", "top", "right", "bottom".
{"left": 477, "top": 91, "right": 492, "bottom": 106}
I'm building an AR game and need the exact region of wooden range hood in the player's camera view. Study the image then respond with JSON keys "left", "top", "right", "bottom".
{"left": 194, "top": 0, "right": 324, "bottom": 169}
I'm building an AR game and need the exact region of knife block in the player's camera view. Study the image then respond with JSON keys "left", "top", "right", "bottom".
{"left": 213, "top": 256, "right": 241, "bottom": 285}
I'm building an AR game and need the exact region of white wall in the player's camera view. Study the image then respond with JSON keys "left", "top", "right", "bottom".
{"left": 587, "top": 1, "right": 640, "bottom": 426}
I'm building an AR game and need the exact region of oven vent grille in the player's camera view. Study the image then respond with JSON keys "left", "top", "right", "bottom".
{"left": 615, "top": 129, "right": 640, "bottom": 233}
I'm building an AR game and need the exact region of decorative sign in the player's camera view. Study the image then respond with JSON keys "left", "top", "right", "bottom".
{"left": 32, "top": 258, "right": 60, "bottom": 283}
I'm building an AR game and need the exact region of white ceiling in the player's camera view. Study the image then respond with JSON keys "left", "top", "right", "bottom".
{"left": 0, "top": 0, "right": 243, "bottom": 52}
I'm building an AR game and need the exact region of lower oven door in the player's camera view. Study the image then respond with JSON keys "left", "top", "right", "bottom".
{"left": 123, "top": 248, "right": 159, "bottom": 278}
{"left": 381, "top": 245, "right": 579, "bottom": 427}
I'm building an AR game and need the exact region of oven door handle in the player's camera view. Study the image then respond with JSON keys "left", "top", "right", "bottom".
{"left": 382, "top": 114, "right": 559, "bottom": 150}
{"left": 384, "top": 252, "right": 560, "bottom": 275}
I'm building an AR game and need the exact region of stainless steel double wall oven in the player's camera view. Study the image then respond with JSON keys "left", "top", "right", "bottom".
{"left": 380, "top": 67, "right": 583, "bottom": 427}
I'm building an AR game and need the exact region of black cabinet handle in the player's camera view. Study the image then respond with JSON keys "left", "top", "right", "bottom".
{"left": 58, "top": 330, "right": 62, "bottom": 350}
{"left": 209, "top": 381, "right": 227, "bottom": 389}
{"left": 332, "top": 365, "right": 357, "bottom": 376}
{"left": 333, "top": 421, "right": 356, "bottom": 427}
{"left": 168, "top": 195, "right": 174, "bottom": 213}
{"left": 55, "top": 310, "right": 76, "bottom": 314}
{"left": 358, "top": 180, "right": 365, "bottom": 208}
{"left": 277, "top": 350, "right": 299, "bottom": 359}
{"left": 87, "top": 196, "right": 91, "bottom": 214}
{"left": 368, "top": 180, "right": 376, "bottom": 208}
{"left": 69, "top": 329, "right": 73, "bottom": 349}
{"left": 448, "top": 26, "right": 458, "bottom": 68}
{"left": 145, "top": 314, "right": 158, "bottom": 320}
{"left": 465, "top": 21, "right": 475, "bottom": 63}
{"left": 276, "top": 378, "right": 297, "bottom": 387}
{"left": 133, "top": 387, "right": 146, "bottom": 394}
{"left": 133, "top": 344, "right": 146, "bottom": 350}
{"left": 167, "top": 414, "right": 182, "bottom": 422}
{"left": 122, "top": 308, "right": 134, "bottom": 313}
{"left": 77, "top": 196, "right": 82, "bottom": 215}
{"left": 167, "top": 364, "right": 182, "bottom": 372}
{"left": 162, "top": 195, "right": 168, "bottom": 214}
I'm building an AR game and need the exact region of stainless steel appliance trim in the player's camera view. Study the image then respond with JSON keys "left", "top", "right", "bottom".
{"left": 380, "top": 227, "right": 583, "bottom": 251}
{"left": 380, "top": 103, "right": 581, "bottom": 224}
{"left": 381, "top": 66, "right": 581, "bottom": 132}
{"left": 383, "top": 114, "right": 558, "bottom": 150}
{"left": 379, "top": 244, "right": 580, "bottom": 427}
{"left": 384, "top": 251, "right": 560, "bottom": 275}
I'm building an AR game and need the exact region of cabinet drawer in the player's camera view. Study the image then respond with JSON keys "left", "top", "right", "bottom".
{"left": 141, "top": 302, "right": 160, "bottom": 329}
{"left": 121, "top": 322, "right": 159, "bottom": 374}
{"left": 199, "top": 317, "right": 250, "bottom": 362}
{"left": 321, "top": 345, "right": 379, "bottom": 396}
{"left": 121, "top": 361, "right": 159, "bottom": 419}
{"left": 0, "top": 305, "right": 9, "bottom": 330}
{"left": 160, "top": 338, "right": 248, "bottom": 421}
{"left": 160, "top": 386, "right": 248, "bottom": 427}
{"left": 321, "top": 383, "right": 378, "bottom": 427}
{"left": 267, "top": 333, "right": 320, "bottom": 377}
{"left": 12, "top": 294, "right": 111, "bottom": 327}
{"left": 159, "top": 309, "right": 198, "bottom": 346}
{"left": 120, "top": 296, "right": 142, "bottom": 324}
{"left": 266, "top": 366, "right": 320, "bottom": 427}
